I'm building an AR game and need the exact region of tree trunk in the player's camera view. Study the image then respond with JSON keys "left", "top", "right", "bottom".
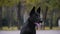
{"left": 43, "top": 6, "right": 48, "bottom": 30}
{"left": 17, "top": 2, "right": 22, "bottom": 30}
{"left": 50, "top": 10, "right": 53, "bottom": 29}
{"left": 17, "top": 2, "right": 20, "bottom": 30}
{"left": 17, "top": 1, "right": 25, "bottom": 30}
{"left": 49, "top": 14, "right": 53, "bottom": 29}
{"left": 0, "top": 7, "right": 2, "bottom": 30}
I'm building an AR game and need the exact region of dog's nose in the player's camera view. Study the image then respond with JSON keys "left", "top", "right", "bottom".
{"left": 40, "top": 21, "right": 42, "bottom": 23}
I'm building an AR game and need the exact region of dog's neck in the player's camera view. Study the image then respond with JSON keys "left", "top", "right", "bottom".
{"left": 27, "top": 18, "right": 35, "bottom": 29}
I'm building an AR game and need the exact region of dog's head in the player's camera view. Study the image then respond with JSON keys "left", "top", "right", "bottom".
{"left": 29, "top": 7, "right": 41, "bottom": 24}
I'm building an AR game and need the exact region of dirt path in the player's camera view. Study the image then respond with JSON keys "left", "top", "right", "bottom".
{"left": 0, "top": 30, "right": 60, "bottom": 34}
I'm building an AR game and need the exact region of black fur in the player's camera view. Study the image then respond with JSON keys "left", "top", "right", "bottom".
{"left": 20, "top": 7, "right": 41, "bottom": 34}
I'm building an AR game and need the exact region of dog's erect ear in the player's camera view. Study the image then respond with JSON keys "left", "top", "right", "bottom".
{"left": 29, "top": 7, "right": 35, "bottom": 16}
{"left": 37, "top": 7, "right": 41, "bottom": 14}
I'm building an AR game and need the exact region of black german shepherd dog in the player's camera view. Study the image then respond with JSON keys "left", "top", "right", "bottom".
{"left": 20, "top": 7, "right": 41, "bottom": 34}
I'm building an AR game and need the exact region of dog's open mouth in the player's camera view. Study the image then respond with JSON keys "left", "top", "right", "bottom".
{"left": 34, "top": 21, "right": 42, "bottom": 26}
{"left": 35, "top": 22, "right": 40, "bottom": 25}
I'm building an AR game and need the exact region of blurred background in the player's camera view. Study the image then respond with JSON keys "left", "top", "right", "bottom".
{"left": 0, "top": 0, "right": 60, "bottom": 30}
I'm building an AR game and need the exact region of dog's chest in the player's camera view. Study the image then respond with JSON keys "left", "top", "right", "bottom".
{"left": 20, "top": 22, "right": 36, "bottom": 34}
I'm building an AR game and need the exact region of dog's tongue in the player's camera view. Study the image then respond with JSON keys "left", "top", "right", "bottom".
{"left": 35, "top": 23, "right": 40, "bottom": 26}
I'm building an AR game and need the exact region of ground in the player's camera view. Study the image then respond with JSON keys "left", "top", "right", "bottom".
{"left": 0, "top": 30, "right": 60, "bottom": 34}
{"left": 1, "top": 26, "right": 60, "bottom": 30}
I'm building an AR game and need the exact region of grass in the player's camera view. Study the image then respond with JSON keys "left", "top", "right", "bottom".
{"left": 44, "top": 27, "right": 60, "bottom": 30}
{"left": 0, "top": 26, "right": 60, "bottom": 30}
{"left": 0, "top": 26, "right": 18, "bottom": 30}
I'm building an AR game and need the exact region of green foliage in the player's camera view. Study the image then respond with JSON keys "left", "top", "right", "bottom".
{"left": 0, "top": 0, "right": 4, "bottom": 6}
{"left": 39, "top": 0, "right": 60, "bottom": 10}
{"left": 0, "top": 0, "right": 20, "bottom": 7}
{"left": 47, "top": 0, "right": 60, "bottom": 9}
{"left": 26, "top": 0, "right": 35, "bottom": 4}
{"left": 26, "top": 0, "right": 41, "bottom": 6}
